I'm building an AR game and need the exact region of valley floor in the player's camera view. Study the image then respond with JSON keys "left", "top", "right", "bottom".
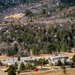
{"left": 19, "top": 68, "right": 75, "bottom": 75}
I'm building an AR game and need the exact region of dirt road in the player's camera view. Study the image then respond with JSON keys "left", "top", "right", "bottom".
{"left": 0, "top": 69, "right": 7, "bottom": 75}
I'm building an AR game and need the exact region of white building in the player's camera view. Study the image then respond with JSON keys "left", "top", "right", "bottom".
{"left": 0, "top": 57, "right": 35, "bottom": 66}
{"left": 48, "top": 55, "right": 72, "bottom": 65}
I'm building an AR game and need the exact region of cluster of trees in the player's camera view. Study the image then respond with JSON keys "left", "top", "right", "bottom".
{"left": 56, "top": 54, "right": 75, "bottom": 68}
{"left": 0, "top": 0, "right": 41, "bottom": 11}
{"left": 23, "top": 0, "right": 41, "bottom": 3}
{"left": 7, "top": 58, "right": 48, "bottom": 75}
{"left": 7, "top": 54, "right": 75, "bottom": 75}
{"left": 0, "top": 0, "right": 20, "bottom": 11}
{"left": 52, "top": 54, "right": 75, "bottom": 74}
{"left": 7, "top": 44, "right": 18, "bottom": 56}
{"left": 34, "top": 58, "right": 48, "bottom": 69}
{"left": 0, "top": 23, "right": 75, "bottom": 56}
{"left": 60, "top": 0, "right": 75, "bottom": 5}
{"left": 59, "top": 0, "right": 75, "bottom": 10}
{"left": 59, "top": 0, "right": 75, "bottom": 11}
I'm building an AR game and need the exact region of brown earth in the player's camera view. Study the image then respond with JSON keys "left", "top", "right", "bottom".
{"left": 19, "top": 68, "right": 75, "bottom": 75}
{"left": 0, "top": 52, "right": 74, "bottom": 60}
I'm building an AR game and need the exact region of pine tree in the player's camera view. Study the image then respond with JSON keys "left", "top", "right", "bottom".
{"left": 25, "top": 61, "right": 33, "bottom": 70}
{"left": 56, "top": 59, "right": 62, "bottom": 66}
{"left": 72, "top": 54, "right": 75, "bottom": 63}
{"left": 18, "top": 56, "right": 21, "bottom": 61}
{"left": 14, "top": 62, "right": 18, "bottom": 71}
{"left": 70, "top": 62, "right": 74, "bottom": 68}
{"left": 8, "top": 65, "right": 16, "bottom": 75}
{"left": 8, "top": 69, "right": 16, "bottom": 75}
{"left": 38, "top": 58, "right": 47, "bottom": 69}
{"left": 34, "top": 59, "right": 38, "bottom": 67}
{"left": 20, "top": 62, "right": 25, "bottom": 70}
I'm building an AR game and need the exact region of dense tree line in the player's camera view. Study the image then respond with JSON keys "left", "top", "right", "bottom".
{"left": 0, "top": 23, "right": 75, "bottom": 56}
{"left": 60, "top": 0, "right": 75, "bottom": 5}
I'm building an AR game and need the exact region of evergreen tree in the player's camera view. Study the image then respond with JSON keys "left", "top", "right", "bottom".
{"left": 38, "top": 58, "right": 48, "bottom": 69}
{"left": 60, "top": 0, "right": 75, "bottom": 5}
{"left": 72, "top": 54, "right": 75, "bottom": 63}
{"left": 25, "top": 61, "right": 33, "bottom": 70}
{"left": 45, "top": 42, "right": 57, "bottom": 54}
{"left": 32, "top": 45, "right": 40, "bottom": 55}
{"left": 34, "top": 59, "right": 38, "bottom": 67}
{"left": 8, "top": 69, "right": 16, "bottom": 75}
{"left": 56, "top": 59, "right": 62, "bottom": 66}
{"left": 8, "top": 65, "right": 16, "bottom": 75}
{"left": 38, "top": 58, "right": 43, "bottom": 69}
{"left": 14, "top": 62, "right": 18, "bottom": 71}
{"left": 20, "top": 62, "right": 25, "bottom": 70}
{"left": 0, "top": 60, "right": 2, "bottom": 66}
{"left": 70, "top": 62, "right": 74, "bottom": 68}
{"left": 18, "top": 56, "right": 21, "bottom": 61}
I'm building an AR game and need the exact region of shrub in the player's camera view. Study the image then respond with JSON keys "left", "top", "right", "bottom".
{"left": 56, "top": 59, "right": 63, "bottom": 66}
{"left": 25, "top": 61, "right": 33, "bottom": 70}
{"left": 8, "top": 65, "right": 16, "bottom": 75}
{"left": 72, "top": 55, "right": 75, "bottom": 63}
{"left": 17, "top": 57, "right": 21, "bottom": 61}
{"left": 70, "top": 62, "right": 74, "bottom": 68}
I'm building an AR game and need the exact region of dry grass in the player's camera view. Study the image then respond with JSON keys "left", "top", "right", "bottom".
{"left": 63, "top": 52, "right": 75, "bottom": 58}
{"left": 0, "top": 55, "right": 12, "bottom": 59}
{"left": 32, "top": 52, "right": 75, "bottom": 59}
{"left": 0, "top": 52, "right": 74, "bottom": 60}
{"left": 19, "top": 68, "right": 75, "bottom": 75}
{"left": 4, "top": 13, "right": 24, "bottom": 19}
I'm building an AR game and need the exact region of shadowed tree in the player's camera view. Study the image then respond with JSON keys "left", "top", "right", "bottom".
{"left": 20, "top": 62, "right": 25, "bottom": 71}
{"left": 8, "top": 65, "right": 16, "bottom": 75}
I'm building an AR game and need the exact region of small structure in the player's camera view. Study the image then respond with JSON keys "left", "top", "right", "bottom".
{"left": 34, "top": 68, "right": 39, "bottom": 72}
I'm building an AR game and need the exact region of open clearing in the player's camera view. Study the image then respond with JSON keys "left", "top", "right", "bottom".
{"left": 19, "top": 68, "right": 75, "bottom": 75}
{"left": 0, "top": 52, "right": 75, "bottom": 60}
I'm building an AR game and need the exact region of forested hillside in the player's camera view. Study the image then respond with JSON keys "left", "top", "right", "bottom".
{"left": 0, "top": 0, "right": 41, "bottom": 11}
{"left": 60, "top": 0, "right": 75, "bottom": 5}
{"left": 59, "top": 0, "right": 75, "bottom": 10}
{"left": 0, "top": 0, "right": 75, "bottom": 57}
